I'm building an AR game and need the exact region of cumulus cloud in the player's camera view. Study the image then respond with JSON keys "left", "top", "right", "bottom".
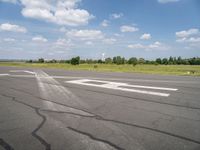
{"left": 176, "top": 28, "right": 200, "bottom": 45}
{"left": 110, "top": 13, "right": 123, "bottom": 19}
{"left": 2, "top": 0, "right": 94, "bottom": 26}
{"left": 66, "top": 29, "right": 104, "bottom": 40}
{"left": 120, "top": 25, "right": 139, "bottom": 33}
{"left": 176, "top": 28, "right": 199, "bottom": 38}
{"left": 32, "top": 36, "right": 48, "bottom": 42}
{"left": 158, "top": 0, "right": 180, "bottom": 3}
{"left": 128, "top": 41, "right": 168, "bottom": 51}
{"left": 0, "top": 23, "right": 27, "bottom": 33}
{"left": 103, "top": 38, "right": 116, "bottom": 44}
{"left": 101, "top": 20, "right": 109, "bottom": 27}
{"left": 55, "top": 38, "right": 72, "bottom": 47}
{"left": 128, "top": 43, "right": 145, "bottom": 49}
{"left": 140, "top": 33, "right": 151, "bottom": 40}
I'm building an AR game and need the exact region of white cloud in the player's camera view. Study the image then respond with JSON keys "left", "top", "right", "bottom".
{"left": 128, "top": 41, "right": 168, "bottom": 51}
{"left": 66, "top": 29, "right": 104, "bottom": 40}
{"left": 101, "top": 20, "right": 109, "bottom": 27}
{"left": 3, "top": 38, "right": 16, "bottom": 42}
{"left": 0, "top": 0, "right": 17, "bottom": 3}
{"left": 110, "top": 13, "right": 123, "bottom": 19}
{"left": 188, "top": 37, "right": 200, "bottom": 43}
{"left": 103, "top": 38, "right": 116, "bottom": 44}
{"left": 176, "top": 28, "right": 199, "bottom": 38}
{"left": 149, "top": 41, "right": 161, "bottom": 49}
{"left": 55, "top": 38, "right": 72, "bottom": 47}
{"left": 19, "top": 0, "right": 93, "bottom": 26}
{"left": 176, "top": 28, "right": 200, "bottom": 45}
{"left": 158, "top": 0, "right": 180, "bottom": 4}
{"left": 128, "top": 43, "right": 145, "bottom": 49}
{"left": 32, "top": 36, "right": 48, "bottom": 42}
{"left": 0, "top": 23, "right": 27, "bottom": 33}
{"left": 120, "top": 25, "right": 139, "bottom": 33}
{"left": 140, "top": 33, "right": 151, "bottom": 40}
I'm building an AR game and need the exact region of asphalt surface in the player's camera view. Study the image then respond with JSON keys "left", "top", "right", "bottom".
{"left": 0, "top": 66, "right": 200, "bottom": 150}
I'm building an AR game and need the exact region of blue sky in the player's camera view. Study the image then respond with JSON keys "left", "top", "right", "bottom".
{"left": 0, "top": 0, "right": 199, "bottom": 60}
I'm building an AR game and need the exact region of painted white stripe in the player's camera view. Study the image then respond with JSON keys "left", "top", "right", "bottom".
{"left": 10, "top": 70, "right": 35, "bottom": 74}
{"left": 24, "top": 71, "right": 36, "bottom": 74}
{"left": 113, "top": 83, "right": 177, "bottom": 91}
{"left": 66, "top": 79, "right": 176, "bottom": 97}
{"left": 35, "top": 70, "right": 89, "bottom": 113}
{"left": 2, "top": 74, "right": 198, "bottom": 84}
{"left": 0, "top": 74, "right": 9, "bottom": 76}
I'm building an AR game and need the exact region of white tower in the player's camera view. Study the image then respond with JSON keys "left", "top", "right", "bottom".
{"left": 102, "top": 53, "right": 105, "bottom": 61}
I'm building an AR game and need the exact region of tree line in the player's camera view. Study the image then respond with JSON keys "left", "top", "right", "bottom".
{"left": 27, "top": 56, "right": 200, "bottom": 65}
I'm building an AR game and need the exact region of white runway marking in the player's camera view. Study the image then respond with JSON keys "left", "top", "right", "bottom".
{"left": 35, "top": 70, "right": 88, "bottom": 112}
{"left": 66, "top": 79, "right": 178, "bottom": 97}
{"left": 0, "top": 74, "right": 10, "bottom": 76}
{"left": 10, "top": 70, "right": 35, "bottom": 74}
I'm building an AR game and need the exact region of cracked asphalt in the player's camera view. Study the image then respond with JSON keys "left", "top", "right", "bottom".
{"left": 0, "top": 66, "right": 200, "bottom": 150}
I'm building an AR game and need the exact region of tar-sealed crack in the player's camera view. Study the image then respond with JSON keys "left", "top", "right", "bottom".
{"left": 0, "top": 94, "right": 51, "bottom": 150}
{"left": 32, "top": 109, "right": 51, "bottom": 150}
{"left": 0, "top": 138, "right": 14, "bottom": 150}
{"left": 41, "top": 108, "right": 200, "bottom": 145}
{"left": 1, "top": 91, "right": 200, "bottom": 148}
{"left": 8, "top": 86, "right": 200, "bottom": 123}
{"left": 64, "top": 84, "right": 200, "bottom": 110}
{"left": 67, "top": 127, "right": 125, "bottom": 150}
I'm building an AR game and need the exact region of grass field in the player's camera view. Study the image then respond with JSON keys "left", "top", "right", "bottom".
{"left": 0, "top": 62, "right": 200, "bottom": 76}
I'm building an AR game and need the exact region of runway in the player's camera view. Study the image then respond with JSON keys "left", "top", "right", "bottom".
{"left": 0, "top": 66, "right": 200, "bottom": 150}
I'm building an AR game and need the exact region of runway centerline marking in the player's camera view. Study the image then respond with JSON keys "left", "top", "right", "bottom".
{"left": 0, "top": 74, "right": 10, "bottom": 76}
{"left": 10, "top": 70, "right": 36, "bottom": 74}
{"left": 66, "top": 79, "right": 178, "bottom": 97}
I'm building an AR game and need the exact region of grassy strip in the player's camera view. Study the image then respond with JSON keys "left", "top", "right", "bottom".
{"left": 0, "top": 62, "right": 200, "bottom": 76}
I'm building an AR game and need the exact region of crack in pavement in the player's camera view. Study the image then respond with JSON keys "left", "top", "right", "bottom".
{"left": 41, "top": 108, "right": 200, "bottom": 145}
{"left": 8, "top": 85, "right": 200, "bottom": 122}
{"left": 8, "top": 87, "right": 93, "bottom": 116}
{"left": 0, "top": 138, "right": 14, "bottom": 150}
{"left": 63, "top": 84, "right": 200, "bottom": 110}
{"left": 0, "top": 94, "right": 51, "bottom": 150}
{"left": 32, "top": 109, "right": 51, "bottom": 150}
{"left": 67, "top": 127, "right": 125, "bottom": 150}
{"left": 1, "top": 91, "right": 200, "bottom": 147}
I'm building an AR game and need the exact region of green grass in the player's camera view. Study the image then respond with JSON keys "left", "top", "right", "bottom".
{"left": 0, "top": 62, "right": 200, "bottom": 76}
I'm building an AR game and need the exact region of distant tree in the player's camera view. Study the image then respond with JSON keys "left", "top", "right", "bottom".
{"left": 97, "top": 59, "right": 103, "bottom": 64}
{"left": 113, "top": 57, "right": 117, "bottom": 64}
{"left": 116, "top": 56, "right": 124, "bottom": 65}
{"left": 65, "top": 60, "right": 71, "bottom": 64}
{"left": 71, "top": 56, "right": 80, "bottom": 65}
{"left": 121, "top": 57, "right": 126, "bottom": 64}
{"left": 177, "top": 56, "right": 182, "bottom": 65}
{"left": 162, "top": 58, "right": 168, "bottom": 65}
{"left": 156, "top": 58, "right": 162, "bottom": 64}
{"left": 105, "top": 57, "right": 112, "bottom": 64}
{"left": 38, "top": 58, "right": 44, "bottom": 63}
{"left": 49, "top": 59, "right": 57, "bottom": 63}
{"left": 138, "top": 58, "right": 145, "bottom": 64}
{"left": 128, "top": 57, "right": 137, "bottom": 66}
{"left": 80, "top": 60, "right": 86, "bottom": 64}
{"left": 168, "top": 56, "right": 174, "bottom": 65}
{"left": 27, "top": 59, "right": 33, "bottom": 63}
{"left": 86, "top": 59, "right": 94, "bottom": 64}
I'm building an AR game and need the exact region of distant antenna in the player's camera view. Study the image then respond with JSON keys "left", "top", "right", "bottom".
{"left": 102, "top": 53, "right": 105, "bottom": 61}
